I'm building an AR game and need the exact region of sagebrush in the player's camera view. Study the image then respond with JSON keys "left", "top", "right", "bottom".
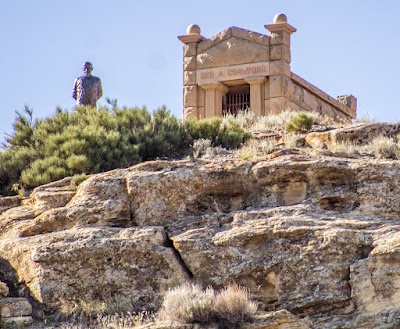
{"left": 158, "top": 283, "right": 257, "bottom": 327}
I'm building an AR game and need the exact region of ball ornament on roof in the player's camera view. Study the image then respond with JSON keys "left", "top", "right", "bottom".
{"left": 186, "top": 24, "right": 201, "bottom": 35}
{"left": 273, "top": 13, "right": 288, "bottom": 24}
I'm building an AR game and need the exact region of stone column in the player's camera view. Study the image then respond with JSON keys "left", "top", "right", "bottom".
{"left": 245, "top": 77, "right": 266, "bottom": 116}
{"left": 178, "top": 25, "right": 205, "bottom": 121}
{"left": 199, "top": 82, "right": 229, "bottom": 118}
{"left": 265, "top": 14, "right": 296, "bottom": 114}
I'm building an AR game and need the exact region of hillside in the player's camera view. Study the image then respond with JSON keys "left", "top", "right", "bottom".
{"left": 1, "top": 116, "right": 400, "bottom": 328}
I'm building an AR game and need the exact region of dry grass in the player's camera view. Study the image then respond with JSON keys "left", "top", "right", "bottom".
{"left": 354, "top": 113, "right": 377, "bottom": 124}
{"left": 284, "top": 133, "right": 303, "bottom": 148}
{"left": 192, "top": 138, "right": 212, "bottom": 158}
{"left": 157, "top": 283, "right": 214, "bottom": 324}
{"left": 43, "top": 283, "right": 257, "bottom": 328}
{"left": 328, "top": 135, "right": 400, "bottom": 160}
{"left": 214, "top": 284, "right": 257, "bottom": 326}
{"left": 52, "top": 311, "right": 154, "bottom": 329}
{"left": 250, "top": 110, "right": 295, "bottom": 132}
{"left": 157, "top": 283, "right": 257, "bottom": 327}
{"left": 248, "top": 110, "right": 330, "bottom": 134}
{"left": 229, "top": 110, "right": 400, "bottom": 161}
{"left": 223, "top": 110, "right": 257, "bottom": 130}
{"left": 328, "top": 140, "right": 359, "bottom": 154}
{"left": 369, "top": 135, "right": 398, "bottom": 159}
{"left": 98, "top": 312, "right": 155, "bottom": 328}
{"left": 237, "top": 138, "right": 276, "bottom": 160}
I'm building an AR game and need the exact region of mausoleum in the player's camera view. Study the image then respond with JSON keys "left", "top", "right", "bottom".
{"left": 178, "top": 13, "right": 357, "bottom": 121}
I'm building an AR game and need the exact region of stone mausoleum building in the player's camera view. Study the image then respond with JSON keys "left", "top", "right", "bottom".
{"left": 178, "top": 13, "right": 357, "bottom": 121}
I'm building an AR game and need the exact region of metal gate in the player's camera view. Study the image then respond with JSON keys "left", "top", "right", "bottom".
{"left": 222, "top": 92, "right": 250, "bottom": 116}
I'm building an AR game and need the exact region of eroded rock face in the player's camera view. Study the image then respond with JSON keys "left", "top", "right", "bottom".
{"left": 1, "top": 155, "right": 400, "bottom": 328}
{"left": 305, "top": 122, "right": 400, "bottom": 148}
{"left": 0, "top": 281, "right": 9, "bottom": 297}
{"left": 127, "top": 160, "right": 257, "bottom": 227}
{"left": 0, "top": 196, "right": 23, "bottom": 215}
{"left": 0, "top": 226, "right": 188, "bottom": 313}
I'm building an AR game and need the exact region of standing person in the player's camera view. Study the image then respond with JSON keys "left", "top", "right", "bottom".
{"left": 72, "top": 62, "right": 103, "bottom": 107}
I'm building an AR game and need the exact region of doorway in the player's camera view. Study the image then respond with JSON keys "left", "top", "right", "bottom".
{"left": 222, "top": 84, "right": 250, "bottom": 116}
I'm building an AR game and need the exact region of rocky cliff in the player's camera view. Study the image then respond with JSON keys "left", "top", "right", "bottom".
{"left": 1, "top": 131, "right": 400, "bottom": 328}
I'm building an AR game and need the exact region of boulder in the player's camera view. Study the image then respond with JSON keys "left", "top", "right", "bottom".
{"left": 0, "top": 227, "right": 189, "bottom": 313}
{"left": 0, "top": 297, "right": 32, "bottom": 317}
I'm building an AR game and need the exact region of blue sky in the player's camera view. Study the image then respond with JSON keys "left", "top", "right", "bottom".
{"left": 1, "top": 1, "right": 399, "bottom": 144}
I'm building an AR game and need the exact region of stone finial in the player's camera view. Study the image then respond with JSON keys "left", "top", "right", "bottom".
{"left": 178, "top": 24, "right": 205, "bottom": 43}
{"left": 265, "top": 13, "right": 297, "bottom": 34}
{"left": 273, "top": 13, "right": 287, "bottom": 24}
{"left": 186, "top": 24, "right": 201, "bottom": 35}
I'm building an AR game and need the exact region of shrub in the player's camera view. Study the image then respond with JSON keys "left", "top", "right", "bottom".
{"left": 193, "top": 138, "right": 212, "bottom": 159}
{"left": 20, "top": 156, "right": 68, "bottom": 187}
{"left": 285, "top": 112, "right": 315, "bottom": 133}
{"left": 219, "top": 119, "right": 252, "bottom": 149}
{"left": 184, "top": 117, "right": 223, "bottom": 146}
{"left": 1, "top": 106, "right": 251, "bottom": 195}
{"left": 224, "top": 110, "right": 257, "bottom": 129}
{"left": 0, "top": 106, "right": 187, "bottom": 194}
{"left": 250, "top": 110, "right": 295, "bottom": 132}
{"left": 284, "top": 133, "right": 304, "bottom": 148}
{"left": 71, "top": 173, "right": 88, "bottom": 187}
{"left": 369, "top": 136, "right": 398, "bottom": 159}
{"left": 158, "top": 283, "right": 214, "bottom": 324}
{"left": 138, "top": 106, "right": 185, "bottom": 160}
{"left": 158, "top": 283, "right": 257, "bottom": 327}
{"left": 214, "top": 284, "right": 258, "bottom": 326}
{"left": 185, "top": 117, "right": 251, "bottom": 150}
{"left": 238, "top": 139, "right": 276, "bottom": 160}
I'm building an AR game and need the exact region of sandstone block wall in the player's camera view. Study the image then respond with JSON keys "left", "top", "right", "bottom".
{"left": 178, "top": 14, "right": 356, "bottom": 121}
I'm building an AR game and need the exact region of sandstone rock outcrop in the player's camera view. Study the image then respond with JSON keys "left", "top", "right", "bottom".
{"left": 0, "top": 281, "right": 9, "bottom": 297}
{"left": 305, "top": 122, "right": 400, "bottom": 148}
{"left": 0, "top": 281, "right": 33, "bottom": 329}
{"left": 1, "top": 152, "right": 400, "bottom": 328}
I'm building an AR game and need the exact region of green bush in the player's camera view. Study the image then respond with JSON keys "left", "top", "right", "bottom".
{"left": 184, "top": 117, "right": 251, "bottom": 149}
{"left": 184, "top": 117, "right": 223, "bottom": 146}
{"left": 219, "top": 119, "right": 252, "bottom": 149}
{"left": 285, "top": 112, "right": 315, "bottom": 133}
{"left": 0, "top": 106, "right": 251, "bottom": 195}
{"left": 20, "top": 156, "right": 68, "bottom": 187}
{"left": 138, "top": 107, "right": 185, "bottom": 160}
{"left": 70, "top": 173, "right": 88, "bottom": 187}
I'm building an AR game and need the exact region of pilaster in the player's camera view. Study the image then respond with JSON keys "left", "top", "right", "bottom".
{"left": 178, "top": 24, "right": 205, "bottom": 120}
{"left": 265, "top": 14, "right": 296, "bottom": 114}
{"left": 245, "top": 77, "right": 266, "bottom": 116}
{"left": 199, "top": 82, "right": 229, "bottom": 117}
{"left": 265, "top": 14, "right": 296, "bottom": 78}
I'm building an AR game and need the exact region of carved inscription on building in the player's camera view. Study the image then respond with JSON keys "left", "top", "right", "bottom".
{"left": 197, "top": 62, "right": 270, "bottom": 84}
